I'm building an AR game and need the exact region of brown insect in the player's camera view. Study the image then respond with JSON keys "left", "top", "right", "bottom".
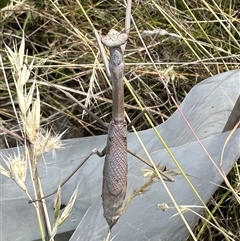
{"left": 97, "top": 29, "right": 174, "bottom": 228}
{"left": 29, "top": 1, "right": 174, "bottom": 233}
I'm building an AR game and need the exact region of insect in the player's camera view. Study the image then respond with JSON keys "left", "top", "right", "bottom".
{"left": 29, "top": 0, "right": 174, "bottom": 232}
{"left": 100, "top": 29, "right": 129, "bottom": 228}
{"left": 95, "top": 28, "right": 174, "bottom": 229}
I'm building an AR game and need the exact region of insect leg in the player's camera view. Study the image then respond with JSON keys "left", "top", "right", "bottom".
{"left": 127, "top": 149, "right": 174, "bottom": 182}
{"left": 29, "top": 146, "right": 107, "bottom": 203}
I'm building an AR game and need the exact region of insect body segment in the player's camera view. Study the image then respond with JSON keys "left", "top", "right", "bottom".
{"left": 105, "top": 120, "right": 127, "bottom": 196}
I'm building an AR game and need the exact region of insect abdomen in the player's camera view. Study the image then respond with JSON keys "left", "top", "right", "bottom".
{"left": 104, "top": 121, "right": 127, "bottom": 196}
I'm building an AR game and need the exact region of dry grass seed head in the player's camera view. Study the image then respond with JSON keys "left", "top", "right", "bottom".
{"left": 1, "top": 153, "right": 27, "bottom": 191}
{"left": 44, "top": 129, "right": 64, "bottom": 152}
{"left": 56, "top": 187, "right": 78, "bottom": 226}
{"left": 30, "top": 130, "right": 62, "bottom": 164}
{"left": 5, "top": 36, "right": 40, "bottom": 143}
{"left": 23, "top": 86, "right": 41, "bottom": 143}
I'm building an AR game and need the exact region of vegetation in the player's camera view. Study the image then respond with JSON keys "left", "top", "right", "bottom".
{"left": 0, "top": 0, "right": 239, "bottom": 240}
